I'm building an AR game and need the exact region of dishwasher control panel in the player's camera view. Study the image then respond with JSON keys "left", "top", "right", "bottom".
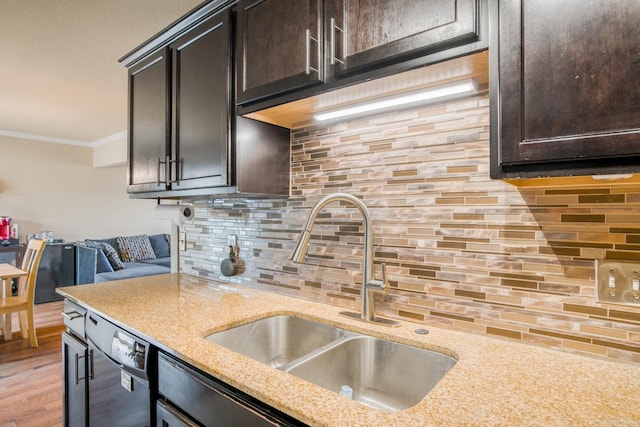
{"left": 86, "top": 311, "right": 151, "bottom": 381}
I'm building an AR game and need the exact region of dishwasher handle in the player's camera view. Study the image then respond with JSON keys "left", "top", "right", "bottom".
{"left": 87, "top": 335, "right": 125, "bottom": 370}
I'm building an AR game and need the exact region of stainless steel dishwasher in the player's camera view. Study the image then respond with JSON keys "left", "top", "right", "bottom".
{"left": 85, "top": 311, "right": 155, "bottom": 427}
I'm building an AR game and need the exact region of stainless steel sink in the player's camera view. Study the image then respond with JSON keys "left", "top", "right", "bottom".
{"left": 286, "top": 336, "right": 456, "bottom": 411}
{"left": 207, "top": 315, "right": 456, "bottom": 411}
{"left": 205, "top": 315, "right": 344, "bottom": 368}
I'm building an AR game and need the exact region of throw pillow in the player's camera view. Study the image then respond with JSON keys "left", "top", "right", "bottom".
{"left": 148, "top": 233, "right": 171, "bottom": 258}
{"left": 95, "top": 249, "right": 114, "bottom": 273}
{"left": 85, "top": 240, "right": 125, "bottom": 271}
{"left": 117, "top": 235, "right": 156, "bottom": 262}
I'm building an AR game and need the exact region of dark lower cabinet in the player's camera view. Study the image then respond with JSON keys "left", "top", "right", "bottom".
{"left": 157, "top": 352, "right": 304, "bottom": 427}
{"left": 491, "top": 0, "right": 640, "bottom": 178}
{"left": 62, "top": 332, "right": 88, "bottom": 427}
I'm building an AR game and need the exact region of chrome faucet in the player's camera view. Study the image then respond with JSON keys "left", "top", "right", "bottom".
{"left": 290, "top": 193, "right": 392, "bottom": 323}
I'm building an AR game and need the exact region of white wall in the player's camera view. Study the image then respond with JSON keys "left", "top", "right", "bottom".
{"left": 0, "top": 135, "right": 170, "bottom": 242}
{"left": 93, "top": 134, "right": 126, "bottom": 167}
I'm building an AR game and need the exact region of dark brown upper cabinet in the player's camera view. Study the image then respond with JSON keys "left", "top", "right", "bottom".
{"left": 170, "top": 12, "right": 230, "bottom": 191}
{"left": 491, "top": 0, "right": 640, "bottom": 178}
{"left": 236, "top": 0, "right": 324, "bottom": 104}
{"left": 127, "top": 11, "right": 231, "bottom": 194}
{"left": 127, "top": 49, "right": 171, "bottom": 194}
{"left": 236, "top": 0, "right": 487, "bottom": 111}
{"left": 325, "top": 0, "right": 481, "bottom": 79}
{"left": 122, "top": 1, "right": 291, "bottom": 199}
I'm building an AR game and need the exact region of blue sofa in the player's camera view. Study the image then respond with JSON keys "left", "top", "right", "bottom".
{"left": 76, "top": 234, "right": 171, "bottom": 284}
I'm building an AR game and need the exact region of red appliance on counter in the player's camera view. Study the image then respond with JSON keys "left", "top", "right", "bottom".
{"left": 0, "top": 217, "right": 11, "bottom": 240}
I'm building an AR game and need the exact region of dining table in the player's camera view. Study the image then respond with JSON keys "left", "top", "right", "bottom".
{"left": 0, "top": 263, "right": 28, "bottom": 340}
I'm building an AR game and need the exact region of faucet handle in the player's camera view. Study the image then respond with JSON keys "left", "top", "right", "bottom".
{"left": 381, "top": 262, "right": 388, "bottom": 289}
{"left": 367, "top": 263, "right": 388, "bottom": 292}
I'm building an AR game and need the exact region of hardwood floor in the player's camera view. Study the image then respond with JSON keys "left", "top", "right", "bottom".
{"left": 0, "top": 300, "right": 65, "bottom": 427}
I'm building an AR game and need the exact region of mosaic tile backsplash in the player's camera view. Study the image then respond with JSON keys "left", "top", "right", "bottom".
{"left": 181, "top": 94, "right": 640, "bottom": 364}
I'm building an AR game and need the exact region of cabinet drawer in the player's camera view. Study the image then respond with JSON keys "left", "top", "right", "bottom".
{"left": 156, "top": 399, "right": 199, "bottom": 427}
{"left": 62, "top": 300, "right": 86, "bottom": 338}
{"left": 158, "top": 353, "right": 280, "bottom": 427}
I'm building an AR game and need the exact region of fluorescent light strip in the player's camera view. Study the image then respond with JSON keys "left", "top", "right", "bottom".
{"left": 314, "top": 79, "right": 478, "bottom": 122}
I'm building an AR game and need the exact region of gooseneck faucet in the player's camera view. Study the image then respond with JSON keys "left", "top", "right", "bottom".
{"left": 290, "top": 193, "right": 388, "bottom": 322}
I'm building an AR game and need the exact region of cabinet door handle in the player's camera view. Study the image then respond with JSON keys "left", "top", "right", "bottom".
{"left": 88, "top": 349, "right": 95, "bottom": 380}
{"left": 158, "top": 156, "right": 179, "bottom": 187}
{"left": 330, "top": 18, "right": 344, "bottom": 66}
{"left": 156, "top": 156, "right": 176, "bottom": 186}
{"left": 74, "top": 353, "right": 87, "bottom": 385}
{"left": 165, "top": 155, "right": 172, "bottom": 187}
{"left": 74, "top": 353, "right": 80, "bottom": 385}
{"left": 157, "top": 157, "right": 166, "bottom": 186}
{"left": 305, "top": 29, "right": 319, "bottom": 75}
{"left": 167, "top": 158, "right": 180, "bottom": 186}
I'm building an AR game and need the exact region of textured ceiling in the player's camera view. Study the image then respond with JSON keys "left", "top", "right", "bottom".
{"left": 0, "top": 0, "right": 204, "bottom": 146}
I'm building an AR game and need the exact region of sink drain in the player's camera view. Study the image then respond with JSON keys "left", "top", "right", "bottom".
{"left": 414, "top": 328, "right": 429, "bottom": 335}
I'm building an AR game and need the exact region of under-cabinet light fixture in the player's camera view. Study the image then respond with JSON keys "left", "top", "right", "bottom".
{"left": 314, "top": 78, "right": 478, "bottom": 122}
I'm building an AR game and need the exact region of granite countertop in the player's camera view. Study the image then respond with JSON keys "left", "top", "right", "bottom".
{"left": 58, "top": 273, "right": 640, "bottom": 426}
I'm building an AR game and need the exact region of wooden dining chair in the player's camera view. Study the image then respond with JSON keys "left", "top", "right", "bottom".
{"left": 0, "top": 239, "right": 46, "bottom": 347}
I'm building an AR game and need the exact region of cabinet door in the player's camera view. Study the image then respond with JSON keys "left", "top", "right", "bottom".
{"left": 171, "top": 11, "right": 231, "bottom": 190}
{"left": 62, "top": 332, "right": 88, "bottom": 427}
{"left": 127, "top": 49, "right": 171, "bottom": 193}
{"left": 236, "top": 0, "right": 323, "bottom": 104}
{"left": 326, "top": 0, "right": 481, "bottom": 77}
{"left": 491, "top": 0, "right": 640, "bottom": 178}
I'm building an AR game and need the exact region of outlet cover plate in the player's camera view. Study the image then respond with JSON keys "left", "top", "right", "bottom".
{"left": 179, "top": 232, "right": 186, "bottom": 252}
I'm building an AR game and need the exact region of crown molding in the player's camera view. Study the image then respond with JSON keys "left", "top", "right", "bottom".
{"left": 90, "top": 131, "right": 127, "bottom": 147}
{"left": 0, "top": 129, "right": 126, "bottom": 148}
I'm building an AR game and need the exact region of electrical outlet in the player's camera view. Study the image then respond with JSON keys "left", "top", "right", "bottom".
{"left": 227, "top": 235, "right": 236, "bottom": 248}
{"left": 179, "top": 232, "right": 187, "bottom": 252}
{"left": 595, "top": 260, "right": 640, "bottom": 306}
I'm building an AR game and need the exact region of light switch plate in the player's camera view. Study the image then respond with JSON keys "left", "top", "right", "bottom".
{"left": 595, "top": 259, "right": 640, "bottom": 306}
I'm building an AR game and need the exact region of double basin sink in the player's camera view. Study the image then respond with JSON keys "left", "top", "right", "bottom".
{"left": 206, "top": 315, "right": 456, "bottom": 411}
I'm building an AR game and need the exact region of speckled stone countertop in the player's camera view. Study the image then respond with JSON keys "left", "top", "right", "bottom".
{"left": 58, "top": 273, "right": 640, "bottom": 426}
